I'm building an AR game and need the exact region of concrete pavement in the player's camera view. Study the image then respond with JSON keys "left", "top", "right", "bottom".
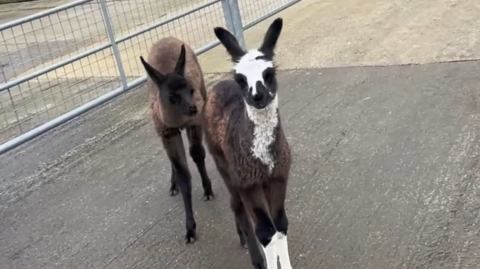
{"left": 1, "top": 60, "right": 480, "bottom": 268}
{"left": 1, "top": 0, "right": 480, "bottom": 268}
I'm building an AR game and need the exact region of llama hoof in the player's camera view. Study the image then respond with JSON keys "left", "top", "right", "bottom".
{"left": 251, "top": 253, "right": 265, "bottom": 269}
{"left": 252, "top": 261, "right": 266, "bottom": 269}
{"left": 169, "top": 184, "right": 179, "bottom": 196}
{"left": 203, "top": 188, "right": 215, "bottom": 201}
{"left": 185, "top": 229, "right": 197, "bottom": 244}
{"left": 238, "top": 236, "right": 246, "bottom": 248}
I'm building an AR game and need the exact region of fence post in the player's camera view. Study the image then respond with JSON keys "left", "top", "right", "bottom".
{"left": 221, "top": 0, "right": 246, "bottom": 48}
{"left": 98, "top": 0, "right": 128, "bottom": 90}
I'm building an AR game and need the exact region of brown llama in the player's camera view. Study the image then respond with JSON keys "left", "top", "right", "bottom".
{"left": 139, "top": 37, "right": 214, "bottom": 244}
{"left": 203, "top": 18, "right": 293, "bottom": 269}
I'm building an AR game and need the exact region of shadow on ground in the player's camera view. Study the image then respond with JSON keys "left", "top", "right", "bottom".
{"left": 1, "top": 61, "right": 480, "bottom": 268}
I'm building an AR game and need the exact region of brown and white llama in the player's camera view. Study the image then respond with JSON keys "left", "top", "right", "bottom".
{"left": 203, "top": 18, "right": 293, "bottom": 269}
{"left": 139, "top": 37, "right": 214, "bottom": 243}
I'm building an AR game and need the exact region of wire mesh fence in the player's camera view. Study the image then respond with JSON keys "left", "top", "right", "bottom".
{"left": 0, "top": 0, "right": 300, "bottom": 154}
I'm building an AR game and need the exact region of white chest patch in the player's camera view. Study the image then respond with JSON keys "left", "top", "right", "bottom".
{"left": 246, "top": 96, "right": 279, "bottom": 174}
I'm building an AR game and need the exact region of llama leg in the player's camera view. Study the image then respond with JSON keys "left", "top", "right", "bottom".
{"left": 161, "top": 128, "right": 196, "bottom": 243}
{"left": 212, "top": 155, "right": 248, "bottom": 248}
{"left": 240, "top": 185, "right": 278, "bottom": 269}
{"left": 229, "top": 194, "right": 247, "bottom": 247}
{"left": 186, "top": 125, "right": 214, "bottom": 201}
{"left": 236, "top": 219, "right": 246, "bottom": 248}
{"left": 169, "top": 163, "right": 179, "bottom": 196}
{"left": 231, "top": 193, "right": 266, "bottom": 269}
{"left": 212, "top": 154, "right": 265, "bottom": 268}
{"left": 153, "top": 116, "right": 179, "bottom": 197}
{"left": 268, "top": 180, "right": 292, "bottom": 269}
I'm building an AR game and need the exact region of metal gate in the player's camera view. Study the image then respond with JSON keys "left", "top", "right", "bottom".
{"left": 0, "top": 0, "right": 300, "bottom": 154}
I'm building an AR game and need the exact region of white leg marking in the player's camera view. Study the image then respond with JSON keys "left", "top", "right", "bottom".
{"left": 262, "top": 235, "right": 278, "bottom": 269}
{"left": 276, "top": 232, "right": 292, "bottom": 269}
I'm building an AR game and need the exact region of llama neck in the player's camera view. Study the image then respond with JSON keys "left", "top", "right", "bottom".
{"left": 245, "top": 96, "right": 279, "bottom": 173}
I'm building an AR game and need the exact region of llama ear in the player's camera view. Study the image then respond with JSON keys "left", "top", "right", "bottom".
{"left": 140, "top": 56, "right": 166, "bottom": 86}
{"left": 258, "top": 17, "right": 283, "bottom": 59}
{"left": 174, "top": 44, "right": 186, "bottom": 75}
{"left": 214, "top": 27, "right": 246, "bottom": 62}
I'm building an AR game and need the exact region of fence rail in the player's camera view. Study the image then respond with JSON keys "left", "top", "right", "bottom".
{"left": 0, "top": 0, "right": 300, "bottom": 154}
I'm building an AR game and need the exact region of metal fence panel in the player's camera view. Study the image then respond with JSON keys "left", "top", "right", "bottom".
{"left": 0, "top": 0, "right": 300, "bottom": 154}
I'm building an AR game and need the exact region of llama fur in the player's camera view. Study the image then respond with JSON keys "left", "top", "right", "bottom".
{"left": 140, "top": 37, "right": 214, "bottom": 244}
{"left": 203, "top": 18, "right": 293, "bottom": 269}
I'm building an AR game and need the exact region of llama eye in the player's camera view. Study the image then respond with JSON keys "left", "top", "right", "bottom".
{"left": 169, "top": 95, "right": 178, "bottom": 104}
{"left": 235, "top": 75, "right": 248, "bottom": 89}
{"left": 264, "top": 71, "right": 274, "bottom": 84}
{"left": 190, "top": 88, "right": 194, "bottom": 95}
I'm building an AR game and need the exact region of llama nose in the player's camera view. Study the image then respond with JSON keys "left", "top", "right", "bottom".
{"left": 252, "top": 92, "right": 263, "bottom": 102}
{"left": 189, "top": 105, "right": 198, "bottom": 115}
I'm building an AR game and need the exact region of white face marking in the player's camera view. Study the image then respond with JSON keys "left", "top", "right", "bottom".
{"left": 234, "top": 50, "right": 273, "bottom": 96}
{"left": 261, "top": 232, "right": 293, "bottom": 269}
{"left": 235, "top": 51, "right": 278, "bottom": 172}
{"left": 246, "top": 95, "right": 278, "bottom": 173}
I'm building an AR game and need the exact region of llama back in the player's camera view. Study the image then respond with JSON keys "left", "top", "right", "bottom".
{"left": 204, "top": 79, "right": 246, "bottom": 152}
